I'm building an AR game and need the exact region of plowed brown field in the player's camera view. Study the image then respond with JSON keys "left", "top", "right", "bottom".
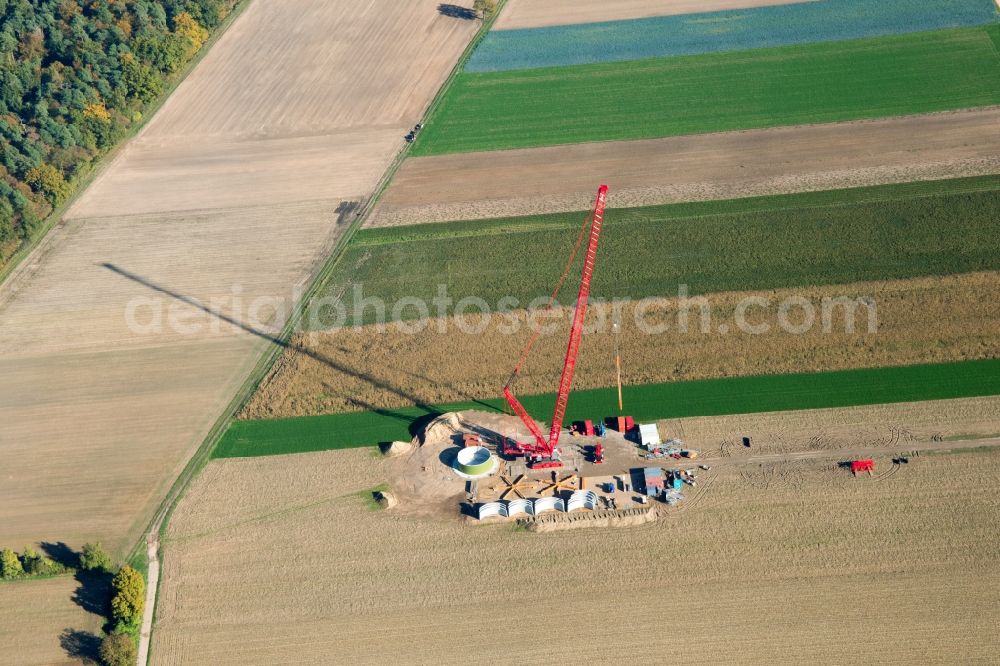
{"left": 494, "top": 0, "right": 819, "bottom": 30}
{"left": 368, "top": 108, "right": 1000, "bottom": 227}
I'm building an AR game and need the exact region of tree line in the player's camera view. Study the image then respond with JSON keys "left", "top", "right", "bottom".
{"left": 0, "top": 0, "right": 239, "bottom": 266}
{"left": 2, "top": 542, "right": 145, "bottom": 666}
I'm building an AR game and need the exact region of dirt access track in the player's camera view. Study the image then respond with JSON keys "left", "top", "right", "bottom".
{"left": 367, "top": 107, "right": 1000, "bottom": 227}
{"left": 493, "top": 0, "right": 819, "bottom": 30}
{"left": 0, "top": 0, "right": 478, "bottom": 557}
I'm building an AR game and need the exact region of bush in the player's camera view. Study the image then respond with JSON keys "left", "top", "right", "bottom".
{"left": 99, "top": 633, "right": 137, "bottom": 666}
{"left": 20, "top": 545, "right": 62, "bottom": 576}
{"left": 79, "top": 542, "right": 113, "bottom": 573}
{"left": 0, "top": 548, "right": 24, "bottom": 579}
{"left": 473, "top": 0, "right": 497, "bottom": 17}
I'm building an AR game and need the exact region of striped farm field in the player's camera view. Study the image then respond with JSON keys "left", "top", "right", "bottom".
{"left": 413, "top": 26, "right": 1000, "bottom": 155}
{"left": 247, "top": 271, "right": 1000, "bottom": 419}
{"left": 310, "top": 176, "right": 1000, "bottom": 326}
{"left": 469, "top": 0, "right": 1000, "bottom": 72}
{"left": 219, "top": 359, "right": 1000, "bottom": 457}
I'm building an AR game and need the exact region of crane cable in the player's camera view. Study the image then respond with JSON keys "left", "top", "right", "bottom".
{"left": 504, "top": 205, "right": 596, "bottom": 389}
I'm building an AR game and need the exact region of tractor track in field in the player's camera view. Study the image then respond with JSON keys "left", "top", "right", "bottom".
{"left": 660, "top": 436, "right": 1000, "bottom": 473}
{"left": 872, "top": 461, "right": 903, "bottom": 482}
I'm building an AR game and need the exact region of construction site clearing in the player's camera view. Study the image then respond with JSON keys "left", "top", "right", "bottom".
{"left": 376, "top": 185, "right": 959, "bottom": 531}
{"left": 382, "top": 409, "right": 688, "bottom": 527}
{"left": 380, "top": 409, "right": 922, "bottom": 531}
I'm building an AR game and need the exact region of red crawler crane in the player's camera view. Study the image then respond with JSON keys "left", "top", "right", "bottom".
{"left": 502, "top": 185, "right": 608, "bottom": 469}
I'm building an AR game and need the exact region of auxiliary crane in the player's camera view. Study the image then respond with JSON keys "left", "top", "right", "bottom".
{"left": 502, "top": 185, "right": 608, "bottom": 469}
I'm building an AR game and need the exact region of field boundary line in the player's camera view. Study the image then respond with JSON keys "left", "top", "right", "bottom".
{"left": 136, "top": 5, "right": 508, "bottom": 663}
{"left": 409, "top": 1, "right": 510, "bottom": 153}
{"left": 0, "top": 0, "right": 256, "bottom": 290}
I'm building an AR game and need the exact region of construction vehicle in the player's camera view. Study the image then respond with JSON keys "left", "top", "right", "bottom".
{"left": 850, "top": 459, "right": 875, "bottom": 475}
{"left": 502, "top": 185, "right": 609, "bottom": 469}
{"left": 593, "top": 442, "right": 605, "bottom": 464}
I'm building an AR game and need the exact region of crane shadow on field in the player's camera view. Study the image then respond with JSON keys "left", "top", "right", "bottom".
{"left": 100, "top": 262, "right": 499, "bottom": 436}
{"left": 438, "top": 4, "right": 477, "bottom": 20}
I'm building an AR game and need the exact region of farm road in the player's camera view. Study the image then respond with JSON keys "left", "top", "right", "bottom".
{"left": 661, "top": 436, "right": 1000, "bottom": 470}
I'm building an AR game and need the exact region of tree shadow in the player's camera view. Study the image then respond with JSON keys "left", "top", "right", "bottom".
{"left": 40, "top": 541, "right": 78, "bottom": 568}
{"left": 438, "top": 4, "right": 477, "bottom": 20}
{"left": 59, "top": 628, "right": 101, "bottom": 664}
{"left": 71, "top": 569, "right": 113, "bottom": 620}
{"left": 334, "top": 200, "right": 361, "bottom": 225}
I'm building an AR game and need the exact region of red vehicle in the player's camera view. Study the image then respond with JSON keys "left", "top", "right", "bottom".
{"left": 850, "top": 459, "right": 875, "bottom": 475}
{"left": 503, "top": 185, "right": 608, "bottom": 469}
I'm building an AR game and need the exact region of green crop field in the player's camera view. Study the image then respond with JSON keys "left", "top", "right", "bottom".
{"left": 310, "top": 176, "right": 1000, "bottom": 327}
{"left": 412, "top": 26, "right": 1000, "bottom": 155}
{"left": 215, "top": 359, "right": 1000, "bottom": 458}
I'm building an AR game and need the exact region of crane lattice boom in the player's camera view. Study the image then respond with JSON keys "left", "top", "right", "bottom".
{"left": 502, "top": 184, "right": 608, "bottom": 465}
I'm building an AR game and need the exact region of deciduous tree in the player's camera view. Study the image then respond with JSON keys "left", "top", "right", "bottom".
{"left": 99, "top": 633, "right": 137, "bottom": 666}
{"left": 25, "top": 164, "right": 71, "bottom": 206}
{"left": 110, "top": 565, "right": 145, "bottom": 633}
{"left": 474, "top": 0, "right": 497, "bottom": 18}
{"left": 79, "top": 542, "right": 113, "bottom": 573}
{"left": 173, "top": 12, "right": 209, "bottom": 57}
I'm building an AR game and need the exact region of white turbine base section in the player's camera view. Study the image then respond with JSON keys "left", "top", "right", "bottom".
{"left": 507, "top": 498, "right": 534, "bottom": 518}
{"left": 478, "top": 502, "right": 508, "bottom": 520}
{"left": 567, "top": 490, "right": 599, "bottom": 512}
{"left": 533, "top": 497, "right": 565, "bottom": 514}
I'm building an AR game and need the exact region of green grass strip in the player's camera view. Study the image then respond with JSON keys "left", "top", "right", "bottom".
{"left": 214, "top": 359, "right": 1000, "bottom": 458}
{"left": 412, "top": 25, "right": 1000, "bottom": 155}
{"left": 310, "top": 175, "right": 1000, "bottom": 327}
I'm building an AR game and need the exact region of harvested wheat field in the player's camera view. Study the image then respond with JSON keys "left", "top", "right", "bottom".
{"left": 244, "top": 272, "right": 1000, "bottom": 418}
{"left": 368, "top": 107, "right": 1000, "bottom": 227}
{"left": 493, "top": 0, "right": 817, "bottom": 30}
{"left": 151, "top": 442, "right": 1000, "bottom": 664}
{"left": 0, "top": 577, "right": 105, "bottom": 665}
{"left": 69, "top": 1, "right": 478, "bottom": 218}
{"left": 0, "top": 0, "right": 479, "bottom": 560}
{"left": 664, "top": 395, "right": 1000, "bottom": 456}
